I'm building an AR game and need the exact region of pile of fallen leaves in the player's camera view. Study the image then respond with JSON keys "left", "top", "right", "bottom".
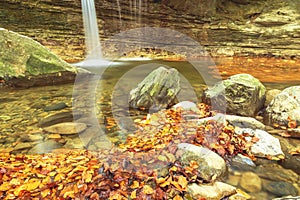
{"left": 0, "top": 103, "right": 259, "bottom": 199}
{"left": 121, "top": 103, "right": 257, "bottom": 160}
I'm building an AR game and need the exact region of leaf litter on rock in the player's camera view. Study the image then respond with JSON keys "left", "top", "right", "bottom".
{"left": 0, "top": 102, "right": 263, "bottom": 199}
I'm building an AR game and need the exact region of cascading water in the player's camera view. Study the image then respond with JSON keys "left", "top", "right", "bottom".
{"left": 75, "top": 0, "right": 111, "bottom": 68}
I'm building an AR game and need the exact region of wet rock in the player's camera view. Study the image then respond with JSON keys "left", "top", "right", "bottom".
{"left": 203, "top": 74, "right": 266, "bottom": 117}
{"left": 44, "top": 102, "right": 68, "bottom": 111}
{"left": 28, "top": 140, "right": 63, "bottom": 154}
{"left": 264, "top": 181, "right": 298, "bottom": 197}
{"left": 235, "top": 128, "right": 284, "bottom": 159}
{"left": 226, "top": 115, "right": 265, "bottom": 130}
{"left": 265, "top": 86, "right": 300, "bottom": 126}
{"left": 239, "top": 172, "right": 262, "bottom": 193}
{"left": 273, "top": 196, "right": 300, "bottom": 200}
{"left": 277, "top": 137, "right": 300, "bottom": 174}
{"left": 226, "top": 174, "right": 241, "bottom": 187}
{"left": 129, "top": 67, "right": 180, "bottom": 111}
{"left": 19, "top": 134, "right": 43, "bottom": 142}
{"left": 64, "top": 137, "right": 85, "bottom": 149}
{"left": 228, "top": 189, "right": 251, "bottom": 200}
{"left": 255, "top": 164, "right": 299, "bottom": 183}
{"left": 43, "top": 122, "right": 87, "bottom": 135}
{"left": 176, "top": 143, "right": 227, "bottom": 181}
{"left": 13, "top": 142, "right": 33, "bottom": 151}
{"left": 264, "top": 89, "right": 281, "bottom": 107}
{"left": 47, "top": 134, "right": 62, "bottom": 139}
{"left": 38, "top": 111, "right": 82, "bottom": 127}
{"left": 230, "top": 154, "right": 256, "bottom": 172}
{"left": 187, "top": 182, "right": 236, "bottom": 200}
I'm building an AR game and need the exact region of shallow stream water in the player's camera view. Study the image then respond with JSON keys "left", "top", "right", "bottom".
{"left": 1, "top": 59, "right": 300, "bottom": 199}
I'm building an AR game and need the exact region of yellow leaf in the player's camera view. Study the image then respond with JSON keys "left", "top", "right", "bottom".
{"left": 41, "top": 189, "right": 50, "bottom": 198}
{"left": 54, "top": 173, "right": 65, "bottom": 182}
{"left": 26, "top": 179, "right": 41, "bottom": 191}
{"left": 143, "top": 185, "right": 154, "bottom": 195}
{"left": 173, "top": 195, "right": 183, "bottom": 200}
{"left": 177, "top": 176, "right": 188, "bottom": 189}
{"left": 130, "top": 180, "right": 140, "bottom": 189}
{"left": 0, "top": 182, "right": 10, "bottom": 191}
{"left": 130, "top": 189, "right": 137, "bottom": 199}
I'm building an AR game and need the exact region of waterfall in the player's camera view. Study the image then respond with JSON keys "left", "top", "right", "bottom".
{"left": 81, "top": 0, "right": 102, "bottom": 59}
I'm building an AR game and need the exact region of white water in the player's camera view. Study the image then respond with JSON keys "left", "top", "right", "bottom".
{"left": 77, "top": 0, "right": 113, "bottom": 69}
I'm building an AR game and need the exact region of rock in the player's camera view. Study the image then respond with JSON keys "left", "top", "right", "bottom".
{"left": 172, "top": 101, "right": 200, "bottom": 113}
{"left": 264, "top": 181, "right": 298, "bottom": 197}
{"left": 94, "top": 141, "right": 113, "bottom": 150}
{"left": 47, "top": 134, "right": 62, "bottom": 139}
{"left": 277, "top": 137, "right": 300, "bottom": 174}
{"left": 43, "top": 122, "right": 87, "bottom": 135}
{"left": 228, "top": 189, "right": 251, "bottom": 200}
{"left": 43, "top": 102, "right": 68, "bottom": 111}
{"left": 264, "top": 89, "right": 281, "bottom": 107}
{"left": 38, "top": 111, "right": 83, "bottom": 127}
{"left": 187, "top": 182, "right": 236, "bottom": 200}
{"left": 28, "top": 140, "right": 63, "bottom": 154}
{"left": 13, "top": 142, "right": 33, "bottom": 151}
{"left": 0, "top": 28, "right": 77, "bottom": 87}
{"left": 176, "top": 143, "right": 227, "bottom": 181}
{"left": 255, "top": 164, "right": 299, "bottom": 183}
{"left": 203, "top": 74, "right": 266, "bottom": 117}
{"left": 253, "top": 7, "right": 298, "bottom": 27}
{"left": 64, "top": 137, "right": 85, "bottom": 149}
{"left": 265, "top": 86, "right": 300, "bottom": 126}
{"left": 239, "top": 172, "right": 262, "bottom": 193}
{"left": 273, "top": 196, "right": 300, "bottom": 200}
{"left": 230, "top": 154, "right": 256, "bottom": 172}
{"left": 129, "top": 67, "right": 180, "bottom": 111}
{"left": 235, "top": 128, "right": 284, "bottom": 159}
{"left": 226, "top": 174, "right": 241, "bottom": 187}
{"left": 19, "top": 134, "right": 43, "bottom": 142}
{"left": 225, "top": 115, "right": 265, "bottom": 130}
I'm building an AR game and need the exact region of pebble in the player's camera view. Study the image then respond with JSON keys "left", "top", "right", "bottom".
{"left": 43, "top": 122, "right": 87, "bottom": 135}
{"left": 28, "top": 140, "right": 63, "bottom": 154}
{"left": 13, "top": 142, "right": 33, "bottom": 151}
{"left": 43, "top": 102, "right": 68, "bottom": 111}
{"left": 239, "top": 172, "right": 262, "bottom": 193}
{"left": 47, "top": 134, "right": 62, "bottom": 139}
{"left": 187, "top": 182, "right": 236, "bottom": 200}
{"left": 264, "top": 181, "right": 298, "bottom": 197}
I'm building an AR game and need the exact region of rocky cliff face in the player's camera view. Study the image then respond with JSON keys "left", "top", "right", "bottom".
{"left": 0, "top": 0, "right": 299, "bottom": 61}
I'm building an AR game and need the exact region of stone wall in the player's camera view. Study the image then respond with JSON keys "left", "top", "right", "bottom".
{"left": 0, "top": 0, "right": 299, "bottom": 61}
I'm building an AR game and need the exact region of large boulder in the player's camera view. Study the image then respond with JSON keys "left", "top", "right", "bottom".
{"left": 176, "top": 143, "right": 227, "bottom": 181}
{"left": 129, "top": 67, "right": 180, "bottom": 111}
{"left": 265, "top": 86, "right": 300, "bottom": 126}
{"left": 203, "top": 74, "right": 266, "bottom": 117}
{"left": 0, "top": 28, "right": 77, "bottom": 87}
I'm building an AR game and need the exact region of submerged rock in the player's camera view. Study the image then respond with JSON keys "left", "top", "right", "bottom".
{"left": 0, "top": 28, "right": 78, "bottom": 87}
{"left": 203, "top": 74, "right": 266, "bottom": 117}
{"left": 239, "top": 172, "right": 262, "bottom": 193}
{"left": 176, "top": 143, "right": 226, "bottom": 181}
{"left": 187, "top": 182, "right": 236, "bottom": 200}
{"left": 43, "top": 122, "right": 87, "bottom": 135}
{"left": 263, "top": 181, "right": 298, "bottom": 197}
{"left": 129, "top": 67, "right": 180, "bottom": 111}
{"left": 265, "top": 86, "right": 300, "bottom": 126}
{"left": 43, "top": 102, "right": 68, "bottom": 111}
{"left": 28, "top": 140, "right": 63, "bottom": 154}
{"left": 38, "top": 111, "right": 83, "bottom": 127}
